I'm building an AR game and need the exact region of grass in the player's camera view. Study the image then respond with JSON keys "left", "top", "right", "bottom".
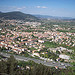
{"left": 43, "top": 41, "right": 58, "bottom": 48}
{"left": 57, "top": 29, "right": 75, "bottom": 33}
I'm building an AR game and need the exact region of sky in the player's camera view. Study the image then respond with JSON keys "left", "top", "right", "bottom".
{"left": 0, "top": 0, "right": 75, "bottom": 18}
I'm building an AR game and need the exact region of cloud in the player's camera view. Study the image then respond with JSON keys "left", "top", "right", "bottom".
{"left": 16, "top": 8, "right": 22, "bottom": 10}
{"left": 36, "top": 6, "right": 47, "bottom": 8}
{"left": 36, "top": 6, "right": 41, "bottom": 8}
{"left": 0, "top": 6, "right": 27, "bottom": 12}
{"left": 16, "top": 7, "right": 26, "bottom": 11}
{"left": 42, "top": 6, "right": 47, "bottom": 8}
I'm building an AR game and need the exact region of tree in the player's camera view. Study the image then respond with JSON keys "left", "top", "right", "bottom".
{"left": 7, "top": 55, "right": 17, "bottom": 75}
{"left": 0, "top": 60, "right": 7, "bottom": 73}
{"left": 56, "top": 51, "right": 60, "bottom": 54}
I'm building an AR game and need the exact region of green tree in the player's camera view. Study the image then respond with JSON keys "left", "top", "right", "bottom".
{"left": 7, "top": 55, "right": 17, "bottom": 75}
{"left": 0, "top": 60, "right": 7, "bottom": 73}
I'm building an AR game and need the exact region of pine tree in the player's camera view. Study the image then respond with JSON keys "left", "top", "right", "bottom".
{"left": 0, "top": 60, "right": 7, "bottom": 73}
{"left": 7, "top": 55, "right": 17, "bottom": 75}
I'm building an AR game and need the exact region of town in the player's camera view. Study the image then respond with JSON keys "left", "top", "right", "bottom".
{"left": 0, "top": 0, "right": 75, "bottom": 75}
{"left": 0, "top": 19, "right": 75, "bottom": 65}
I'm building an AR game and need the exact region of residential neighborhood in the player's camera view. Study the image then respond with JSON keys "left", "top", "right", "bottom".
{"left": 0, "top": 19, "right": 75, "bottom": 63}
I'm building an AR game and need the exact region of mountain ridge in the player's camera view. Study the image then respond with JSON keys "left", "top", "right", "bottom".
{"left": 0, "top": 11, "right": 39, "bottom": 21}
{"left": 33, "top": 14, "right": 75, "bottom": 20}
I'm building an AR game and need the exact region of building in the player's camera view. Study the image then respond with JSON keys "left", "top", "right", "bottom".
{"left": 59, "top": 54, "right": 70, "bottom": 60}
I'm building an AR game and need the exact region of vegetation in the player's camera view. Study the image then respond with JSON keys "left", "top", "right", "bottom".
{"left": 0, "top": 47, "right": 7, "bottom": 52}
{"left": 43, "top": 41, "right": 58, "bottom": 48}
{"left": 40, "top": 52, "right": 58, "bottom": 61}
{"left": 0, "top": 55, "right": 75, "bottom": 75}
{"left": 20, "top": 51, "right": 30, "bottom": 57}
{"left": 57, "top": 29, "right": 75, "bottom": 33}
{"left": 0, "top": 11, "right": 39, "bottom": 22}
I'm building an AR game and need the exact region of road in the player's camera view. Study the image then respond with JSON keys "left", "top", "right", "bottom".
{"left": 0, "top": 52, "right": 71, "bottom": 68}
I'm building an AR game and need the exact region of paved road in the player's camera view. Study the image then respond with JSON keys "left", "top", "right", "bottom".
{"left": 0, "top": 52, "right": 71, "bottom": 68}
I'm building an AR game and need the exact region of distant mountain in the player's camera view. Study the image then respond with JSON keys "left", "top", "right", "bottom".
{"left": 34, "top": 14, "right": 75, "bottom": 20}
{"left": 0, "top": 12, "right": 2, "bottom": 13}
{"left": 0, "top": 11, "right": 39, "bottom": 21}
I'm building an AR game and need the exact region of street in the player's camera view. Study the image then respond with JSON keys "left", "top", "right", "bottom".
{"left": 0, "top": 52, "right": 71, "bottom": 68}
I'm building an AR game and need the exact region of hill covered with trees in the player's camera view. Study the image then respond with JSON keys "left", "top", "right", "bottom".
{"left": 0, "top": 11, "right": 39, "bottom": 21}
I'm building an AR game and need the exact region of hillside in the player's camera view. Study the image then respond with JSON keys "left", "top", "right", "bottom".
{"left": 0, "top": 11, "right": 39, "bottom": 21}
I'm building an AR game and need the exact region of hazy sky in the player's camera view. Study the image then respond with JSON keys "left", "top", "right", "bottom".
{"left": 0, "top": 0, "right": 75, "bottom": 18}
